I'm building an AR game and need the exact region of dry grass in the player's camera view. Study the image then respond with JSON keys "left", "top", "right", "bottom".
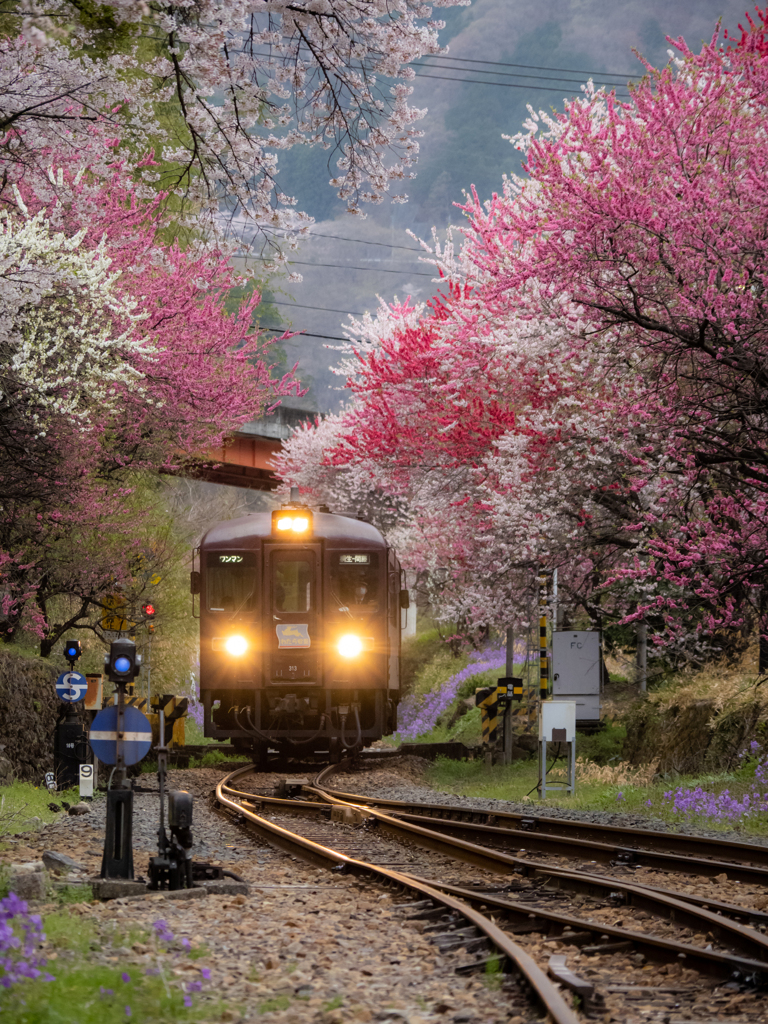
{"left": 550, "top": 757, "right": 659, "bottom": 787}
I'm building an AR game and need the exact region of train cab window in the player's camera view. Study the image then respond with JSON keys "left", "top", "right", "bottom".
{"left": 273, "top": 557, "right": 312, "bottom": 613}
{"left": 207, "top": 553, "right": 256, "bottom": 613}
{"left": 330, "top": 553, "right": 380, "bottom": 618}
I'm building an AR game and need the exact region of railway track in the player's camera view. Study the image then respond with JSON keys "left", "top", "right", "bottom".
{"left": 216, "top": 761, "right": 768, "bottom": 1022}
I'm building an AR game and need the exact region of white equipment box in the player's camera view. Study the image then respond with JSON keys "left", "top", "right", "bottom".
{"left": 538, "top": 700, "right": 576, "bottom": 743}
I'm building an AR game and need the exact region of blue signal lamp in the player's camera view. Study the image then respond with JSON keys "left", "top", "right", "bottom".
{"left": 104, "top": 639, "right": 142, "bottom": 686}
{"left": 64, "top": 639, "right": 82, "bottom": 664}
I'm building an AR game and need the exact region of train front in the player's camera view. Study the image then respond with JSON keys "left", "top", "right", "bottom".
{"left": 196, "top": 505, "right": 401, "bottom": 759}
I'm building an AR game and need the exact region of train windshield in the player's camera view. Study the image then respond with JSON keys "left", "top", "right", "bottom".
{"left": 329, "top": 552, "right": 380, "bottom": 618}
{"left": 207, "top": 552, "right": 257, "bottom": 613}
{"left": 273, "top": 557, "right": 312, "bottom": 613}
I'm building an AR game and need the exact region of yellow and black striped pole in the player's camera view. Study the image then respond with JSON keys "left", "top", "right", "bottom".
{"left": 475, "top": 686, "right": 499, "bottom": 748}
{"left": 538, "top": 573, "right": 549, "bottom": 701}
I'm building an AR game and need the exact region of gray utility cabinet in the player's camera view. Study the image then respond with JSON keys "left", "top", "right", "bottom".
{"left": 551, "top": 630, "right": 601, "bottom": 726}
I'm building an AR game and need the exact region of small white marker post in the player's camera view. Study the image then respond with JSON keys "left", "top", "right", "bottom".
{"left": 79, "top": 763, "right": 94, "bottom": 798}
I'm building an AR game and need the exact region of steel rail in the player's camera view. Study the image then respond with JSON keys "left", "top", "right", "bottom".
{"left": 306, "top": 781, "right": 768, "bottom": 887}
{"left": 214, "top": 765, "right": 579, "bottom": 1024}
{"left": 222, "top": 775, "right": 768, "bottom": 967}
{"left": 384, "top": 809, "right": 768, "bottom": 887}
{"left": 312, "top": 761, "right": 768, "bottom": 868}
{"left": 224, "top": 784, "right": 768, "bottom": 932}
{"left": 217, "top": 768, "right": 768, "bottom": 991}
{"left": 296, "top": 789, "right": 768, "bottom": 964}
{"left": 403, "top": 876, "right": 768, "bottom": 984}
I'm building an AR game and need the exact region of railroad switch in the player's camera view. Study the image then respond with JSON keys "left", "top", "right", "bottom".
{"left": 273, "top": 778, "right": 309, "bottom": 798}
{"left": 331, "top": 804, "right": 366, "bottom": 825}
{"left": 147, "top": 706, "right": 194, "bottom": 891}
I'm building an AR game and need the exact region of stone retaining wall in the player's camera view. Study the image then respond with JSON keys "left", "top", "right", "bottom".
{"left": 0, "top": 648, "right": 60, "bottom": 783}
{"left": 624, "top": 694, "right": 765, "bottom": 773}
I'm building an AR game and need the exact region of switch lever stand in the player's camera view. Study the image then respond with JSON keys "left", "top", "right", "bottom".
{"left": 148, "top": 710, "right": 194, "bottom": 891}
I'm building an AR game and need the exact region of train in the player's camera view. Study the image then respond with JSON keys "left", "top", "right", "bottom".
{"left": 192, "top": 497, "right": 407, "bottom": 762}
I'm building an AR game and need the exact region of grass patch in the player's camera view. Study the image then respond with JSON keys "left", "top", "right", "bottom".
{"left": 426, "top": 753, "right": 768, "bottom": 836}
{"left": 44, "top": 911, "right": 99, "bottom": 955}
{"left": 0, "top": 781, "right": 82, "bottom": 837}
{"left": 52, "top": 884, "right": 94, "bottom": 906}
{"left": 260, "top": 995, "right": 291, "bottom": 1013}
{"left": 188, "top": 749, "right": 249, "bottom": 768}
{"left": 0, "top": 962, "right": 210, "bottom": 1023}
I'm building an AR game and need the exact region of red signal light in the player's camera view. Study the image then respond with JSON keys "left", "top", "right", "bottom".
{"left": 142, "top": 602, "right": 156, "bottom": 618}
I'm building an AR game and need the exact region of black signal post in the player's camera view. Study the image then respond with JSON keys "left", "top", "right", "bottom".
{"left": 101, "top": 639, "right": 142, "bottom": 879}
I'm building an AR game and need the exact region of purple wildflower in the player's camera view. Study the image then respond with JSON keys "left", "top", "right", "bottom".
{"left": 0, "top": 893, "right": 49, "bottom": 990}
{"left": 183, "top": 995, "right": 193, "bottom": 1008}
{"left": 125, "top": 1005, "right": 132, "bottom": 1017}
{"left": 200, "top": 967, "right": 211, "bottom": 980}
{"left": 121, "top": 972, "right": 131, "bottom": 983}
{"left": 396, "top": 642, "right": 515, "bottom": 740}
{"left": 616, "top": 792, "right": 624, "bottom": 801}
{"left": 153, "top": 920, "right": 174, "bottom": 944}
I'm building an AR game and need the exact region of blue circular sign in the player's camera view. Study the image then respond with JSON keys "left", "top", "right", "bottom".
{"left": 89, "top": 705, "right": 152, "bottom": 766}
{"left": 114, "top": 656, "right": 131, "bottom": 674}
{"left": 55, "top": 671, "right": 88, "bottom": 703}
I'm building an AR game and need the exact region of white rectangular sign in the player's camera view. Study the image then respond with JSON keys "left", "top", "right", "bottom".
{"left": 79, "top": 762, "right": 94, "bottom": 798}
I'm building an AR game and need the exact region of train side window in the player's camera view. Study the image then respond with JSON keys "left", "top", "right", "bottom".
{"left": 273, "top": 557, "right": 312, "bottom": 612}
{"left": 206, "top": 553, "right": 256, "bottom": 613}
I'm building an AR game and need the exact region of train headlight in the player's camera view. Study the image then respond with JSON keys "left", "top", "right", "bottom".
{"left": 225, "top": 635, "right": 248, "bottom": 657}
{"left": 337, "top": 634, "right": 363, "bottom": 658}
{"left": 272, "top": 509, "right": 313, "bottom": 537}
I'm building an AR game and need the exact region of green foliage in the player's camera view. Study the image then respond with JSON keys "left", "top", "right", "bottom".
{"left": 400, "top": 628, "right": 461, "bottom": 697}
{"left": 188, "top": 750, "right": 248, "bottom": 769}
{"left": 574, "top": 723, "right": 627, "bottom": 765}
{"left": 483, "top": 954, "right": 503, "bottom": 990}
{"left": 52, "top": 884, "right": 94, "bottom": 907}
{"left": 322, "top": 996, "right": 344, "bottom": 1012}
{"left": 260, "top": 995, "right": 292, "bottom": 1013}
{"left": 44, "top": 911, "right": 98, "bottom": 955}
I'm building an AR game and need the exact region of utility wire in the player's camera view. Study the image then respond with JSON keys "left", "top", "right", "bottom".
{"left": 266, "top": 299, "right": 365, "bottom": 317}
{"left": 262, "top": 326, "right": 349, "bottom": 342}
{"left": 253, "top": 257, "right": 436, "bottom": 278}
{"left": 413, "top": 53, "right": 639, "bottom": 80}
{"left": 412, "top": 70, "right": 631, "bottom": 95}
{"left": 259, "top": 228, "right": 424, "bottom": 253}
{"left": 413, "top": 58, "right": 632, "bottom": 87}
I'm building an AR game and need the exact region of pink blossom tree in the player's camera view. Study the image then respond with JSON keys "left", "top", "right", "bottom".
{"left": 281, "top": 15, "right": 768, "bottom": 655}
{"left": 0, "top": 157, "right": 301, "bottom": 652}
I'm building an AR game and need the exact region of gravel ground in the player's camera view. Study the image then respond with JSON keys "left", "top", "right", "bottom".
{"left": 334, "top": 756, "right": 768, "bottom": 849}
{"left": 0, "top": 766, "right": 538, "bottom": 1024}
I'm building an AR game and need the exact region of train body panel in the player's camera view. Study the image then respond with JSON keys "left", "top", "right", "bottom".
{"left": 197, "top": 507, "right": 401, "bottom": 753}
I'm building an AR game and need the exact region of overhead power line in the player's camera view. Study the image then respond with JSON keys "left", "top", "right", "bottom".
{"left": 412, "top": 70, "right": 630, "bottom": 95}
{"left": 262, "top": 326, "right": 349, "bottom": 342}
{"left": 266, "top": 299, "right": 365, "bottom": 317}
{"left": 261, "top": 228, "right": 424, "bottom": 253}
{"left": 416, "top": 53, "right": 639, "bottom": 80}
{"left": 254, "top": 257, "right": 436, "bottom": 278}
{"left": 414, "top": 59, "right": 632, "bottom": 87}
